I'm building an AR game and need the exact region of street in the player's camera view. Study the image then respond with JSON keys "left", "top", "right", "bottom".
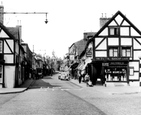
{"left": 0, "top": 73, "right": 141, "bottom": 115}
{"left": 0, "top": 73, "right": 105, "bottom": 115}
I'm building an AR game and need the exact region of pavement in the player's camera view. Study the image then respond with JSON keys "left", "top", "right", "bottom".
{"left": 0, "top": 79, "right": 35, "bottom": 94}
{"left": 70, "top": 79, "right": 141, "bottom": 95}
{"left": 0, "top": 76, "right": 141, "bottom": 95}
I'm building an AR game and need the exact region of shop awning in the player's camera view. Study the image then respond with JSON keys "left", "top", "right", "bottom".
{"left": 70, "top": 62, "right": 79, "bottom": 69}
{"left": 77, "top": 58, "right": 92, "bottom": 70}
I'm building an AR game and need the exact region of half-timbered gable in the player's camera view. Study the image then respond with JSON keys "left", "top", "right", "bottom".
{"left": 84, "top": 11, "right": 141, "bottom": 86}
{"left": 0, "top": 22, "right": 25, "bottom": 88}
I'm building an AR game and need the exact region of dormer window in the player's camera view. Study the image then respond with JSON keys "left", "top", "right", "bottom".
{"left": 109, "top": 27, "right": 119, "bottom": 36}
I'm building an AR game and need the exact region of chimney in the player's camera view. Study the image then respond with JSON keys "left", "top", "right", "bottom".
{"left": 0, "top": 4, "right": 4, "bottom": 24}
{"left": 100, "top": 13, "right": 110, "bottom": 28}
{"left": 16, "top": 22, "right": 22, "bottom": 44}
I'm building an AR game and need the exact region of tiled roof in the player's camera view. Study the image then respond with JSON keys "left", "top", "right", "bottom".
{"left": 75, "top": 39, "right": 88, "bottom": 56}
{"left": 75, "top": 32, "right": 96, "bottom": 56}
{"left": 7, "top": 27, "right": 19, "bottom": 40}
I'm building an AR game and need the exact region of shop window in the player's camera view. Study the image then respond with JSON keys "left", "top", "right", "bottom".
{"left": 122, "top": 47, "right": 131, "bottom": 57}
{"left": 109, "top": 27, "right": 119, "bottom": 36}
{"left": 109, "top": 46, "right": 119, "bottom": 57}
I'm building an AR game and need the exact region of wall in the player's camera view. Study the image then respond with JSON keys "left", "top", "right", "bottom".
{"left": 4, "top": 66, "right": 15, "bottom": 88}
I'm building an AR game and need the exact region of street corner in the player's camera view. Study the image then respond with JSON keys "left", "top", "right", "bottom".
{"left": 0, "top": 79, "right": 35, "bottom": 94}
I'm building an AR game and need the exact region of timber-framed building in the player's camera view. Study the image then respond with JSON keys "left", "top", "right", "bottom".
{"left": 83, "top": 11, "right": 141, "bottom": 86}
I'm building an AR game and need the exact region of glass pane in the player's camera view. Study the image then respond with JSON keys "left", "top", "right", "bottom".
{"left": 122, "top": 49, "right": 126, "bottom": 57}
{"left": 109, "top": 49, "right": 113, "bottom": 57}
{"left": 114, "top": 49, "right": 118, "bottom": 57}
{"left": 127, "top": 51, "right": 131, "bottom": 57}
{"left": 110, "top": 28, "right": 115, "bottom": 35}
{"left": 114, "top": 51, "right": 118, "bottom": 57}
{"left": 115, "top": 28, "right": 119, "bottom": 35}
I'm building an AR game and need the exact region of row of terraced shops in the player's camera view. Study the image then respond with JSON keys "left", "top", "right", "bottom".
{"left": 69, "top": 11, "right": 141, "bottom": 86}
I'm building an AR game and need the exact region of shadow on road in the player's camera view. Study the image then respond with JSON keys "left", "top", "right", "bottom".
{"left": 28, "top": 78, "right": 61, "bottom": 89}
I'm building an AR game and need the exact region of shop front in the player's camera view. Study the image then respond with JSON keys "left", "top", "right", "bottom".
{"left": 103, "top": 61, "right": 129, "bottom": 82}
{"left": 92, "top": 57, "right": 129, "bottom": 84}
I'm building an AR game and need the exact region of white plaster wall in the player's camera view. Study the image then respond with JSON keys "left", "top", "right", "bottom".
{"left": 95, "top": 51, "right": 107, "bottom": 57}
{"left": 4, "top": 66, "right": 15, "bottom": 88}
{"left": 129, "top": 72, "right": 139, "bottom": 80}
{"left": 4, "top": 40, "right": 14, "bottom": 53}
{"left": 121, "top": 38, "right": 132, "bottom": 45}
{"left": 120, "top": 27, "right": 129, "bottom": 36}
{"left": 95, "top": 38, "right": 104, "bottom": 46}
{"left": 96, "top": 39, "right": 106, "bottom": 50}
{"left": 99, "top": 28, "right": 108, "bottom": 36}
{"left": 4, "top": 55, "right": 14, "bottom": 63}
{"left": 129, "top": 61, "right": 139, "bottom": 71}
{"left": 134, "top": 51, "right": 141, "bottom": 60}
{"left": 0, "top": 30, "right": 9, "bottom": 38}
{"left": 129, "top": 61, "right": 139, "bottom": 80}
{"left": 108, "top": 38, "right": 119, "bottom": 45}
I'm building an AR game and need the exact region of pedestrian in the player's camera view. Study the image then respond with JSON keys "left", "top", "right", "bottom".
{"left": 78, "top": 70, "right": 82, "bottom": 83}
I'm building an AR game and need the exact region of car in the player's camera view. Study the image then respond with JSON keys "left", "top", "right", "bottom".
{"left": 58, "top": 72, "right": 70, "bottom": 81}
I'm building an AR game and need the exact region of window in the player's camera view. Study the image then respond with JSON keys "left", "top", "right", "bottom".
{"left": 129, "top": 67, "right": 134, "bottom": 76}
{"left": 109, "top": 46, "right": 119, "bottom": 57}
{"left": 122, "top": 47, "right": 131, "bottom": 57}
{"left": 109, "top": 27, "right": 119, "bottom": 36}
{"left": 0, "top": 41, "right": 2, "bottom": 53}
{"left": 0, "top": 65, "right": 2, "bottom": 83}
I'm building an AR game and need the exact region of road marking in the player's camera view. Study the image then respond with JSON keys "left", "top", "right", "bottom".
{"left": 38, "top": 87, "right": 83, "bottom": 91}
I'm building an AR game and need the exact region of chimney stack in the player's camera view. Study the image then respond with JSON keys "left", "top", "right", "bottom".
{"left": 99, "top": 13, "right": 110, "bottom": 28}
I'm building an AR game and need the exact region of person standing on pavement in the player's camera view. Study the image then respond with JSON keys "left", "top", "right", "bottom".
{"left": 78, "top": 70, "right": 82, "bottom": 83}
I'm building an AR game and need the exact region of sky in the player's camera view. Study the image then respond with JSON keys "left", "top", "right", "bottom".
{"left": 2, "top": 0, "right": 141, "bottom": 58}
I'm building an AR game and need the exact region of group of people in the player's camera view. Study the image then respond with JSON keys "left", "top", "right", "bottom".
{"left": 69, "top": 60, "right": 93, "bottom": 87}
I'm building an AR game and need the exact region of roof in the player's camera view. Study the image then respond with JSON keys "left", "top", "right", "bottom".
{"left": 81, "top": 10, "right": 141, "bottom": 58}
{"left": 75, "top": 39, "right": 88, "bottom": 56}
{"left": 0, "top": 22, "right": 15, "bottom": 40}
{"left": 7, "top": 27, "right": 19, "bottom": 40}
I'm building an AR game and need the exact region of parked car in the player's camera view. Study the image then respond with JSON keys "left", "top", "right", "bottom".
{"left": 58, "top": 72, "right": 70, "bottom": 81}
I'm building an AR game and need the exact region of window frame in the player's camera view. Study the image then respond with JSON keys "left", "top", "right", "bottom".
{"left": 108, "top": 27, "right": 120, "bottom": 36}
{"left": 121, "top": 46, "right": 131, "bottom": 57}
{"left": 108, "top": 46, "right": 119, "bottom": 57}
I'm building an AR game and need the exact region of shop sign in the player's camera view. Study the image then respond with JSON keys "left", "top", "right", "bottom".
{"left": 86, "top": 48, "right": 92, "bottom": 57}
{"left": 102, "top": 63, "right": 109, "bottom": 66}
{"left": 109, "top": 62, "right": 127, "bottom": 66}
{"left": 69, "top": 55, "right": 75, "bottom": 60}
{"left": 94, "top": 57, "right": 129, "bottom": 61}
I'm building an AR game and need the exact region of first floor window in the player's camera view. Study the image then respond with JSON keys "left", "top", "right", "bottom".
{"left": 109, "top": 46, "right": 119, "bottom": 57}
{"left": 122, "top": 47, "right": 131, "bottom": 57}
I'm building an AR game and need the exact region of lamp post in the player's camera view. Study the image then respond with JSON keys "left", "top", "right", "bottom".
{"left": 3, "top": 12, "right": 48, "bottom": 24}
{"left": 0, "top": 4, "right": 48, "bottom": 24}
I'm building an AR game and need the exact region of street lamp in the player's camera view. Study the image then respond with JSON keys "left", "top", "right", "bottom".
{"left": 0, "top": 4, "right": 48, "bottom": 24}
{"left": 3, "top": 12, "right": 48, "bottom": 24}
